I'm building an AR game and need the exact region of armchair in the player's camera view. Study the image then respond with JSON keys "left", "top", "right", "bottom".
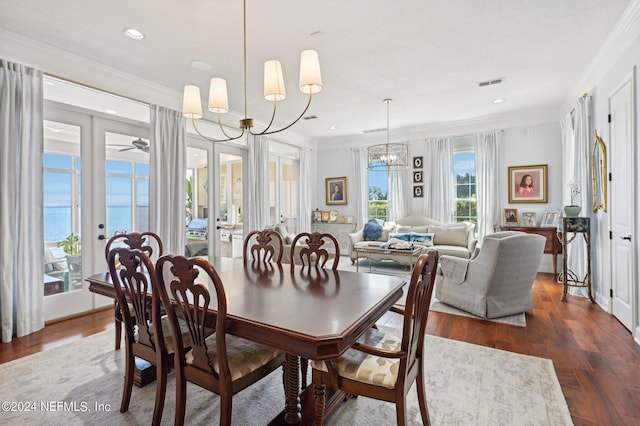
{"left": 435, "top": 231, "right": 545, "bottom": 318}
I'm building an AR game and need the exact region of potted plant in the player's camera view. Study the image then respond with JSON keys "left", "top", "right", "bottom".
{"left": 563, "top": 180, "right": 581, "bottom": 217}
{"left": 57, "top": 233, "right": 81, "bottom": 255}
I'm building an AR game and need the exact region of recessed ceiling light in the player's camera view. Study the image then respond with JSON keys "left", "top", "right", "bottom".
{"left": 493, "top": 98, "right": 505, "bottom": 104}
{"left": 105, "top": 109, "right": 117, "bottom": 115}
{"left": 123, "top": 28, "right": 145, "bottom": 40}
{"left": 190, "top": 60, "right": 213, "bottom": 71}
{"left": 328, "top": 126, "right": 337, "bottom": 131}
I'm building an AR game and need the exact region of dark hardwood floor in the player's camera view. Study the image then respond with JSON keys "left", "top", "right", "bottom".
{"left": 1, "top": 273, "right": 639, "bottom": 424}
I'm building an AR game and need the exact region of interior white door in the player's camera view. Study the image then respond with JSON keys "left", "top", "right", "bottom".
{"left": 609, "top": 69, "right": 636, "bottom": 332}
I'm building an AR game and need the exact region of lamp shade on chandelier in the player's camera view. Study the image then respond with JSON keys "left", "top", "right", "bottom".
{"left": 182, "top": 0, "right": 322, "bottom": 142}
{"left": 367, "top": 99, "right": 409, "bottom": 171}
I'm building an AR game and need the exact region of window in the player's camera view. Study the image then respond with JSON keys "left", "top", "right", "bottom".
{"left": 453, "top": 151, "right": 477, "bottom": 224}
{"left": 105, "top": 159, "right": 149, "bottom": 235}
{"left": 368, "top": 165, "right": 388, "bottom": 220}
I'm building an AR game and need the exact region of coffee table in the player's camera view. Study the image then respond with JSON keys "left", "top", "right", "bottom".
{"left": 354, "top": 245, "right": 422, "bottom": 273}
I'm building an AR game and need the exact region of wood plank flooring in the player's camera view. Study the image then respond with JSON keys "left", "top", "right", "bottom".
{"left": 1, "top": 273, "right": 639, "bottom": 424}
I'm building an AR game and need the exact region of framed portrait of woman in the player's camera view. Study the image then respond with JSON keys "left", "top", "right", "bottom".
{"left": 508, "top": 164, "right": 548, "bottom": 203}
{"left": 326, "top": 176, "right": 347, "bottom": 205}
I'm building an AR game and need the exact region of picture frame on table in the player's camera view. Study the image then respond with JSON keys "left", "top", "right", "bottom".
{"left": 312, "top": 210, "right": 322, "bottom": 223}
{"left": 541, "top": 209, "right": 561, "bottom": 227}
{"left": 321, "top": 211, "right": 330, "bottom": 222}
{"left": 329, "top": 210, "right": 338, "bottom": 222}
{"left": 522, "top": 212, "right": 537, "bottom": 227}
{"left": 326, "top": 176, "right": 347, "bottom": 205}
{"left": 508, "top": 164, "right": 548, "bottom": 203}
{"left": 504, "top": 208, "right": 519, "bottom": 225}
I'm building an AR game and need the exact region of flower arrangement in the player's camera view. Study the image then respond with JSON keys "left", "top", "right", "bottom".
{"left": 567, "top": 180, "right": 580, "bottom": 206}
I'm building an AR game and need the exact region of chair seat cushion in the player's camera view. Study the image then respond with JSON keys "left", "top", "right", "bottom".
{"left": 187, "top": 334, "right": 283, "bottom": 381}
{"left": 144, "top": 316, "right": 194, "bottom": 354}
{"left": 311, "top": 327, "right": 402, "bottom": 389}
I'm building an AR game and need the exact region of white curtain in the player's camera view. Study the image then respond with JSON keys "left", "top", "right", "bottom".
{"left": 424, "top": 137, "right": 453, "bottom": 222}
{"left": 0, "top": 60, "right": 44, "bottom": 342}
{"left": 246, "top": 135, "right": 270, "bottom": 232}
{"left": 352, "top": 148, "right": 369, "bottom": 228}
{"left": 298, "top": 147, "right": 312, "bottom": 232}
{"left": 388, "top": 168, "right": 409, "bottom": 221}
{"left": 149, "top": 105, "right": 186, "bottom": 255}
{"left": 475, "top": 131, "right": 500, "bottom": 239}
{"left": 562, "top": 96, "right": 591, "bottom": 293}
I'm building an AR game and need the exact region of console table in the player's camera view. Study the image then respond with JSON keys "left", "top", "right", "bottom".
{"left": 560, "top": 217, "right": 594, "bottom": 302}
{"left": 497, "top": 226, "right": 562, "bottom": 278}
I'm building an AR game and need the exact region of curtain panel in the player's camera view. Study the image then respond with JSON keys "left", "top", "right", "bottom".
{"left": 475, "top": 131, "right": 501, "bottom": 240}
{"left": 149, "top": 105, "right": 186, "bottom": 255}
{"left": 424, "top": 137, "right": 453, "bottom": 222}
{"left": 0, "top": 60, "right": 44, "bottom": 342}
{"left": 246, "top": 135, "right": 270, "bottom": 232}
{"left": 388, "top": 168, "right": 409, "bottom": 221}
{"left": 351, "top": 148, "right": 369, "bottom": 229}
{"left": 298, "top": 147, "right": 312, "bottom": 232}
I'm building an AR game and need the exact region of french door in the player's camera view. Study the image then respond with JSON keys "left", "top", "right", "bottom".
{"left": 43, "top": 104, "right": 149, "bottom": 320}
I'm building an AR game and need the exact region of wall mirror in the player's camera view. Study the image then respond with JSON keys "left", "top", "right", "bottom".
{"left": 591, "top": 130, "right": 607, "bottom": 212}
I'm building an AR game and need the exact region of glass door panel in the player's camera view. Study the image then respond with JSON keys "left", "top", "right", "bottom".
{"left": 219, "top": 152, "right": 243, "bottom": 259}
{"left": 185, "top": 146, "right": 210, "bottom": 260}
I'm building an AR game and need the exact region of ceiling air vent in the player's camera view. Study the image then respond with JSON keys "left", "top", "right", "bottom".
{"left": 303, "top": 115, "right": 318, "bottom": 120}
{"left": 478, "top": 78, "right": 504, "bottom": 87}
{"left": 362, "top": 127, "right": 387, "bottom": 134}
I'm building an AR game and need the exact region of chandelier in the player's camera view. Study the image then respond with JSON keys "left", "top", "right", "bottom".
{"left": 181, "top": 0, "right": 323, "bottom": 142}
{"left": 367, "top": 99, "right": 409, "bottom": 171}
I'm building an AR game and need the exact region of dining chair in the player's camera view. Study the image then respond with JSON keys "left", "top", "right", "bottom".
{"left": 243, "top": 229, "right": 284, "bottom": 267}
{"left": 105, "top": 231, "right": 164, "bottom": 350}
{"left": 289, "top": 231, "right": 341, "bottom": 388}
{"left": 289, "top": 232, "right": 340, "bottom": 271}
{"left": 155, "top": 254, "right": 286, "bottom": 425}
{"left": 107, "top": 246, "right": 181, "bottom": 425}
{"left": 310, "top": 250, "right": 439, "bottom": 426}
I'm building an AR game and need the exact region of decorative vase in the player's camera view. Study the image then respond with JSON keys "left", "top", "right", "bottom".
{"left": 563, "top": 205, "right": 582, "bottom": 217}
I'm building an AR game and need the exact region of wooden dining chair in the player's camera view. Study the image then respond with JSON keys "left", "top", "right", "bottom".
{"left": 107, "top": 246, "right": 180, "bottom": 425}
{"left": 105, "top": 231, "right": 163, "bottom": 350}
{"left": 289, "top": 232, "right": 340, "bottom": 271}
{"left": 155, "top": 254, "right": 286, "bottom": 425}
{"left": 243, "top": 229, "right": 284, "bottom": 267}
{"left": 310, "top": 250, "right": 439, "bottom": 426}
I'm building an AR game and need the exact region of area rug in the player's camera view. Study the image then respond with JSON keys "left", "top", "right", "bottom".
{"left": 0, "top": 330, "right": 571, "bottom": 425}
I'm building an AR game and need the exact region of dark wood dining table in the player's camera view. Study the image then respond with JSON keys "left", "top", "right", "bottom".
{"left": 87, "top": 257, "right": 406, "bottom": 425}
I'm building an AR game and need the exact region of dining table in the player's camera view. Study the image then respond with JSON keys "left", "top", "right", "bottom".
{"left": 87, "top": 257, "right": 406, "bottom": 425}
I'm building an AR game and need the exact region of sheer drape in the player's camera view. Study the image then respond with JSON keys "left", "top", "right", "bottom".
{"left": 351, "top": 148, "right": 369, "bottom": 229}
{"left": 246, "top": 135, "right": 270, "bottom": 232}
{"left": 424, "top": 137, "right": 453, "bottom": 222}
{"left": 388, "top": 168, "right": 409, "bottom": 221}
{"left": 298, "top": 147, "right": 312, "bottom": 232}
{"left": 475, "top": 131, "right": 500, "bottom": 240}
{"left": 0, "top": 60, "right": 44, "bottom": 342}
{"left": 149, "top": 105, "right": 186, "bottom": 255}
{"left": 562, "top": 97, "right": 591, "bottom": 294}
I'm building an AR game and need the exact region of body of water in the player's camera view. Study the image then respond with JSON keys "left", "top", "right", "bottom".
{"left": 44, "top": 206, "right": 148, "bottom": 243}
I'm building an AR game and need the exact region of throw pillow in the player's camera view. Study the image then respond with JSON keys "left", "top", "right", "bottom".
{"left": 363, "top": 219, "right": 383, "bottom": 241}
{"left": 396, "top": 225, "right": 429, "bottom": 234}
{"left": 409, "top": 232, "right": 434, "bottom": 246}
{"left": 389, "top": 233, "right": 411, "bottom": 242}
{"left": 429, "top": 225, "right": 469, "bottom": 247}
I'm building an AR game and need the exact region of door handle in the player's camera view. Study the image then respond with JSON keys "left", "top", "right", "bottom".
{"left": 621, "top": 235, "right": 632, "bottom": 241}
{"left": 98, "top": 235, "right": 106, "bottom": 240}
{"left": 216, "top": 226, "right": 222, "bottom": 230}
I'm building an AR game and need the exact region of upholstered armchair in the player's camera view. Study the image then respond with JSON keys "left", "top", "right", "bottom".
{"left": 435, "top": 231, "right": 545, "bottom": 318}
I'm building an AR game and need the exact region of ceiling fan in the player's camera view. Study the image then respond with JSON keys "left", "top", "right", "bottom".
{"left": 108, "top": 138, "right": 149, "bottom": 153}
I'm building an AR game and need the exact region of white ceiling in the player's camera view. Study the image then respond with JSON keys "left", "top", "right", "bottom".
{"left": 0, "top": 0, "right": 634, "bottom": 145}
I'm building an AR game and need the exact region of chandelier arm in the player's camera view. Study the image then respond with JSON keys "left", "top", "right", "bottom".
{"left": 248, "top": 98, "right": 278, "bottom": 136}
{"left": 256, "top": 91, "right": 313, "bottom": 136}
{"left": 215, "top": 111, "right": 245, "bottom": 140}
{"left": 191, "top": 116, "right": 244, "bottom": 143}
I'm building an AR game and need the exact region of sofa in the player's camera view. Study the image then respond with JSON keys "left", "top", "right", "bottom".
{"left": 435, "top": 231, "right": 545, "bottom": 318}
{"left": 348, "top": 216, "right": 477, "bottom": 267}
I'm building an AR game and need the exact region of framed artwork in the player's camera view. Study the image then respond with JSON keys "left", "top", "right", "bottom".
{"left": 413, "top": 186, "right": 424, "bottom": 198}
{"left": 321, "top": 211, "right": 330, "bottom": 222}
{"left": 541, "top": 209, "right": 561, "bottom": 227}
{"left": 413, "top": 170, "right": 423, "bottom": 183}
{"left": 508, "top": 164, "right": 548, "bottom": 203}
{"left": 504, "top": 208, "right": 519, "bottom": 225}
{"left": 326, "top": 176, "right": 347, "bottom": 205}
{"left": 522, "top": 212, "right": 537, "bottom": 227}
{"left": 413, "top": 156, "right": 423, "bottom": 169}
{"left": 329, "top": 210, "right": 338, "bottom": 222}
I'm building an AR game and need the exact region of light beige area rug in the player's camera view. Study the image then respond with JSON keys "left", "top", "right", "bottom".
{"left": 0, "top": 329, "right": 571, "bottom": 425}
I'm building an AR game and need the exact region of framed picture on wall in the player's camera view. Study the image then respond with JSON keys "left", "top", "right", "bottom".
{"left": 508, "top": 164, "right": 548, "bottom": 203}
{"left": 326, "top": 176, "right": 347, "bottom": 205}
{"left": 413, "top": 156, "right": 423, "bottom": 169}
{"left": 413, "top": 186, "right": 424, "bottom": 198}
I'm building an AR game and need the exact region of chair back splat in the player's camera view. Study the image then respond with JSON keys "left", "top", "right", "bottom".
{"left": 289, "top": 232, "right": 340, "bottom": 271}
{"left": 243, "top": 229, "right": 284, "bottom": 267}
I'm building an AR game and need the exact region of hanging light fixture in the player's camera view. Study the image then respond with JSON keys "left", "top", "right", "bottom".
{"left": 367, "top": 99, "right": 409, "bottom": 171}
{"left": 182, "top": 0, "right": 323, "bottom": 142}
